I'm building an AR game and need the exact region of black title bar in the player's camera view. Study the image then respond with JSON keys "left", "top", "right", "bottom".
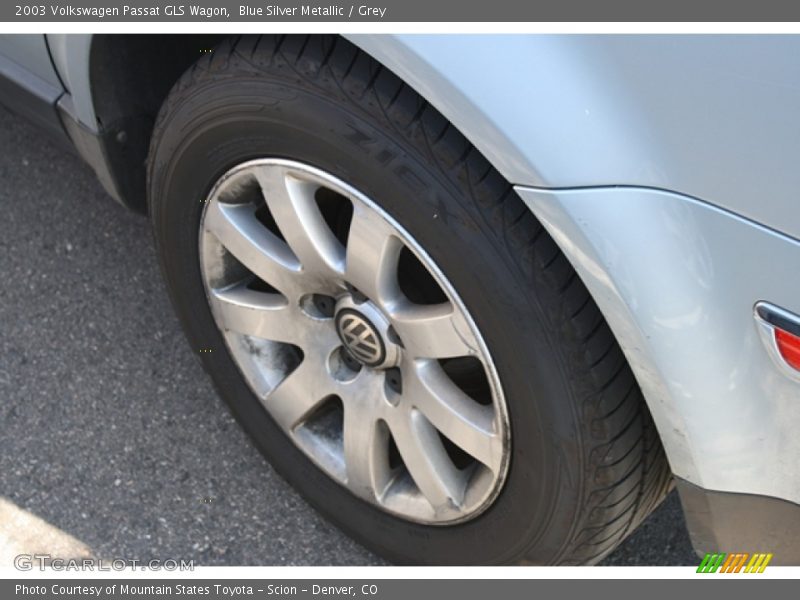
{"left": 5, "top": 1, "right": 800, "bottom": 22}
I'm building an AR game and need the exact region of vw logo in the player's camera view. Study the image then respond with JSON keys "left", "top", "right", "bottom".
{"left": 335, "top": 309, "right": 386, "bottom": 367}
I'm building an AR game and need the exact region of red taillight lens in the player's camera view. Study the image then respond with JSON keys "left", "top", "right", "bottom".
{"left": 775, "top": 329, "right": 800, "bottom": 372}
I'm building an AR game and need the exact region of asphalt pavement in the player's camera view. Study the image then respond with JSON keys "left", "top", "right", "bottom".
{"left": 0, "top": 106, "right": 697, "bottom": 566}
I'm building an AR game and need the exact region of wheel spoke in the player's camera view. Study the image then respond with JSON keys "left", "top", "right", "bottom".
{"left": 209, "top": 284, "right": 297, "bottom": 344}
{"left": 263, "top": 356, "right": 335, "bottom": 432}
{"left": 407, "top": 360, "right": 503, "bottom": 473}
{"left": 389, "top": 301, "right": 478, "bottom": 359}
{"left": 342, "top": 376, "right": 392, "bottom": 501}
{"left": 204, "top": 200, "right": 301, "bottom": 296}
{"left": 389, "top": 410, "right": 465, "bottom": 511}
{"left": 256, "top": 167, "right": 346, "bottom": 279}
{"left": 345, "top": 204, "right": 403, "bottom": 306}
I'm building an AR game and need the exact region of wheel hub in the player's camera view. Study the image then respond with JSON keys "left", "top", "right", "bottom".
{"left": 334, "top": 296, "right": 400, "bottom": 370}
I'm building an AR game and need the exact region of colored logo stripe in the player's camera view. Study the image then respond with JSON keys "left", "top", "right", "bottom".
{"left": 745, "top": 553, "right": 773, "bottom": 573}
{"left": 697, "top": 552, "right": 773, "bottom": 573}
{"left": 720, "top": 553, "right": 748, "bottom": 573}
{"left": 697, "top": 553, "right": 726, "bottom": 573}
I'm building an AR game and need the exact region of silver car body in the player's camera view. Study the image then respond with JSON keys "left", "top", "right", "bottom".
{"left": 3, "top": 33, "right": 800, "bottom": 557}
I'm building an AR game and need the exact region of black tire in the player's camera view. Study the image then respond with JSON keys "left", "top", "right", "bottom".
{"left": 147, "top": 35, "right": 673, "bottom": 565}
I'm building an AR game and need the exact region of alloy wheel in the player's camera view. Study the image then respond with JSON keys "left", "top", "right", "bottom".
{"left": 199, "top": 159, "right": 510, "bottom": 524}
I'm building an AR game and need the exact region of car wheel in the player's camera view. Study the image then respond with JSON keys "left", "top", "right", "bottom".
{"left": 147, "top": 35, "right": 673, "bottom": 564}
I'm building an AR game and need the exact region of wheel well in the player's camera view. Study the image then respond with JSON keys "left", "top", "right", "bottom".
{"left": 88, "top": 34, "right": 227, "bottom": 212}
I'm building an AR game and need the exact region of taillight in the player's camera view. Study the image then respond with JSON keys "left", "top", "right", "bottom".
{"left": 755, "top": 302, "right": 800, "bottom": 377}
{"left": 775, "top": 329, "right": 800, "bottom": 372}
